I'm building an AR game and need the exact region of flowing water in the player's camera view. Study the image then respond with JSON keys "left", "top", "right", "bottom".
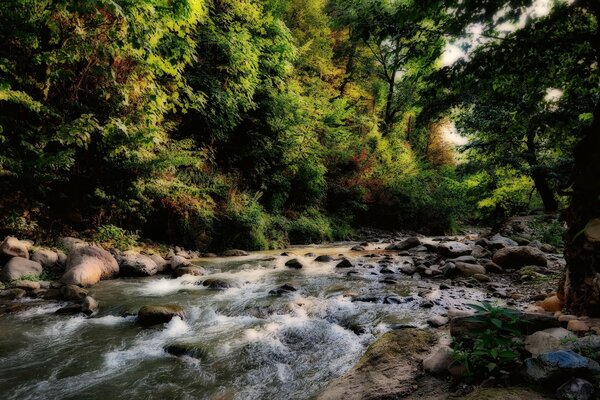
{"left": 0, "top": 243, "right": 486, "bottom": 400}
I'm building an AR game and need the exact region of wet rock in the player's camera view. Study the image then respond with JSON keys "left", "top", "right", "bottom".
{"left": 173, "top": 265, "right": 205, "bottom": 277}
{"left": 487, "top": 234, "right": 519, "bottom": 249}
{"left": 0, "top": 257, "right": 43, "bottom": 282}
{"left": 427, "top": 316, "right": 449, "bottom": 327}
{"left": 385, "top": 236, "right": 421, "bottom": 251}
{"left": 473, "top": 273, "right": 491, "bottom": 282}
{"left": 137, "top": 304, "right": 185, "bottom": 327}
{"left": 380, "top": 278, "right": 397, "bottom": 284}
{"left": 164, "top": 343, "right": 206, "bottom": 359}
{"left": 314, "top": 255, "right": 334, "bottom": 262}
{"left": 61, "top": 245, "right": 119, "bottom": 287}
{"left": 437, "top": 241, "right": 471, "bottom": 258}
{"left": 55, "top": 304, "right": 85, "bottom": 314}
{"left": 269, "top": 284, "right": 297, "bottom": 296}
{"left": 380, "top": 266, "right": 394, "bottom": 274}
{"left": 351, "top": 245, "right": 365, "bottom": 251}
{"left": 335, "top": 258, "right": 353, "bottom": 269}
{"left": 280, "top": 252, "right": 295, "bottom": 256}
{"left": 423, "top": 345, "right": 453, "bottom": 375}
{"left": 82, "top": 296, "right": 99, "bottom": 315}
{"left": 285, "top": 258, "right": 304, "bottom": 269}
{"left": 42, "top": 288, "right": 62, "bottom": 300}
{"left": 119, "top": 253, "right": 159, "bottom": 277}
{"left": 31, "top": 249, "right": 58, "bottom": 268}
{"left": 556, "top": 378, "right": 595, "bottom": 400}
{"left": 420, "top": 300, "right": 434, "bottom": 308}
{"left": 60, "top": 284, "right": 88, "bottom": 300}
{"left": 399, "top": 263, "right": 417, "bottom": 275}
{"left": 221, "top": 249, "right": 249, "bottom": 257}
{"left": 202, "top": 252, "right": 218, "bottom": 258}
{"left": 316, "top": 329, "right": 435, "bottom": 400}
{"left": 471, "top": 245, "right": 491, "bottom": 259}
{"left": 524, "top": 350, "right": 600, "bottom": 383}
{"left": 168, "top": 255, "right": 191, "bottom": 270}
{"left": 484, "top": 261, "right": 504, "bottom": 274}
{"left": 455, "top": 262, "right": 486, "bottom": 276}
{"left": 439, "top": 283, "right": 451, "bottom": 290}
{"left": 0, "top": 288, "right": 26, "bottom": 299}
{"left": 492, "top": 246, "right": 547, "bottom": 268}
{"left": 445, "top": 255, "right": 477, "bottom": 264}
{"left": 59, "top": 237, "right": 87, "bottom": 251}
{"left": 148, "top": 254, "right": 168, "bottom": 273}
{"left": 13, "top": 280, "right": 40, "bottom": 291}
{"left": 201, "top": 278, "right": 234, "bottom": 290}
{"left": 525, "top": 331, "right": 563, "bottom": 356}
{"left": 0, "top": 236, "right": 29, "bottom": 260}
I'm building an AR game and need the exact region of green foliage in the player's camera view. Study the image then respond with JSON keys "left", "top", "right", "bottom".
{"left": 531, "top": 217, "right": 565, "bottom": 248}
{"left": 452, "top": 302, "right": 525, "bottom": 382}
{"left": 15, "top": 274, "right": 39, "bottom": 282}
{"left": 94, "top": 225, "right": 139, "bottom": 251}
{"left": 288, "top": 208, "right": 333, "bottom": 244}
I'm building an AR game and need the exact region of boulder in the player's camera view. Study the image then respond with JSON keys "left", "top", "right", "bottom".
{"left": 423, "top": 345, "right": 453, "bottom": 376}
{"left": 269, "top": 284, "right": 297, "bottom": 296}
{"left": 285, "top": 259, "right": 304, "bottom": 269}
{"left": 168, "top": 255, "right": 191, "bottom": 270}
{"left": 335, "top": 258, "right": 353, "bottom": 268}
{"left": 58, "top": 237, "right": 87, "bottom": 251}
{"left": 524, "top": 350, "right": 600, "bottom": 383}
{"left": 30, "top": 249, "right": 58, "bottom": 268}
{"left": 556, "top": 378, "right": 595, "bottom": 400}
{"left": 427, "top": 316, "right": 449, "bottom": 327}
{"left": 567, "top": 320, "right": 591, "bottom": 333}
{"left": 385, "top": 237, "right": 421, "bottom": 251}
{"left": 221, "top": 249, "right": 249, "bottom": 257}
{"left": 492, "top": 246, "right": 547, "bottom": 268}
{"left": 524, "top": 331, "right": 563, "bottom": 356}
{"left": 148, "top": 254, "right": 168, "bottom": 273}
{"left": 314, "top": 255, "right": 334, "bottom": 262}
{"left": 60, "top": 284, "right": 89, "bottom": 300}
{"left": 137, "top": 304, "right": 185, "bottom": 327}
{"left": 487, "top": 234, "right": 519, "bottom": 249}
{"left": 540, "top": 295, "right": 563, "bottom": 312}
{"left": 584, "top": 218, "right": 600, "bottom": 244}
{"left": 437, "top": 241, "right": 471, "bottom": 258}
{"left": 484, "top": 261, "right": 504, "bottom": 274}
{"left": 351, "top": 245, "right": 365, "bottom": 251}
{"left": 200, "top": 278, "right": 234, "bottom": 290}
{"left": 164, "top": 343, "right": 206, "bottom": 359}
{"left": 60, "top": 245, "right": 119, "bottom": 287}
{"left": 119, "top": 253, "right": 159, "bottom": 277}
{"left": 455, "top": 262, "right": 486, "bottom": 276}
{"left": 82, "top": 296, "right": 99, "bottom": 315}
{"left": 13, "top": 280, "right": 40, "bottom": 291}
{"left": 0, "top": 257, "right": 42, "bottom": 281}
{"left": 0, "top": 288, "right": 26, "bottom": 299}
{"left": 173, "top": 266, "right": 205, "bottom": 277}
{"left": 0, "top": 236, "right": 29, "bottom": 260}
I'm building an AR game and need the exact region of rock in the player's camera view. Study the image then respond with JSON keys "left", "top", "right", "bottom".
{"left": 427, "top": 316, "right": 449, "bottom": 327}
{"left": 168, "top": 255, "right": 191, "bottom": 270}
{"left": 30, "top": 249, "right": 58, "bottom": 268}
{"left": 55, "top": 304, "right": 84, "bottom": 314}
{"left": 473, "top": 273, "right": 491, "bottom": 282}
{"left": 201, "top": 278, "right": 233, "bottom": 290}
{"left": 0, "top": 257, "right": 43, "bottom": 281}
{"left": 451, "top": 311, "right": 559, "bottom": 339}
{"left": 525, "top": 331, "right": 563, "bottom": 356}
{"left": 423, "top": 346, "right": 453, "bottom": 376}
{"left": 202, "top": 253, "right": 218, "bottom": 258}
{"left": 492, "top": 246, "right": 547, "bottom": 268}
{"left": 584, "top": 218, "right": 600, "bottom": 244}
{"left": 82, "top": 296, "right": 99, "bottom": 315}
{"left": 420, "top": 300, "right": 434, "bottom": 308}
{"left": 137, "top": 304, "right": 185, "bottom": 327}
{"left": 314, "top": 255, "right": 334, "bottom": 262}
{"left": 60, "top": 284, "right": 89, "bottom": 300}
{"left": 0, "top": 236, "right": 29, "bottom": 260}
{"left": 556, "top": 378, "right": 595, "bottom": 400}
{"left": 544, "top": 327, "right": 575, "bottom": 340}
{"left": 61, "top": 245, "right": 118, "bottom": 287}
{"left": 173, "top": 266, "right": 205, "bottom": 277}
{"left": 12, "top": 280, "right": 40, "bottom": 290}
{"left": 316, "top": 329, "right": 435, "bottom": 400}
{"left": 335, "top": 258, "right": 353, "bottom": 268}
{"left": 471, "top": 245, "right": 491, "bottom": 259}
{"left": 148, "top": 254, "right": 168, "bottom": 273}
{"left": 58, "top": 237, "right": 87, "bottom": 251}
{"left": 119, "top": 253, "right": 159, "bottom": 277}
{"left": 0, "top": 288, "right": 26, "bottom": 299}
{"left": 567, "top": 320, "right": 590, "bottom": 333}
{"left": 437, "top": 241, "right": 471, "bottom": 258}
{"left": 524, "top": 350, "right": 600, "bottom": 383}
{"left": 484, "top": 261, "right": 504, "bottom": 274}
{"left": 57, "top": 251, "right": 67, "bottom": 266}
{"left": 351, "top": 245, "right": 365, "bottom": 251}
{"left": 455, "top": 262, "right": 486, "bottom": 276}
{"left": 487, "top": 234, "right": 519, "bottom": 249}
{"left": 540, "top": 295, "right": 563, "bottom": 312}
{"left": 164, "top": 343, "right": 206, "bottom": 359}
{"left": 461, "top": 388, "right": 550, "bottom": 400}
{"left": 221, "top": 249, "right": 249, "bottom": 257}
{"left": 269, "top": 284, "right": 297, "bottom": 296}
{"left": 285, "top": 259, "right": 304, "bottom": 269}
{"left": 385, "top": 237, "right": 421, "bottom": 251}
{"left": 380, "top": 266, "right": 394, "bottom": 274}
{"left": 446, "top": 255, "right": 477, "bottom": 264}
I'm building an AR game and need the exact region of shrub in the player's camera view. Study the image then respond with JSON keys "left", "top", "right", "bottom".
{"left": 531, "top": 217, "right": 564, "bottom": 248}
{"left": 288, "top": 208, "right": 333, "bottom": 244}
{"left": 94, "top": 224, "right": 139, "bottom": 250}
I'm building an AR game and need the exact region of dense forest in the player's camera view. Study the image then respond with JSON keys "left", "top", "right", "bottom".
{"left": 1, "top": 1, "right": 599, "bottom": 310}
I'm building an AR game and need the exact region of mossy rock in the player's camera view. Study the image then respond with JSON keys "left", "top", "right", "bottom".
{"left": 458, "top": 387, "right": 549, "bottom": 400}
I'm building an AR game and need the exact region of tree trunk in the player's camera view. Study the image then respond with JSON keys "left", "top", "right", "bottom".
{"left": 382, "top": 72, "right": 397, "bottom": 136}
{"left": 559, "top": 99, "right": 600, "bottom": 316}
{"left": 525, "top": 128, "right": 558, "bottom": 212}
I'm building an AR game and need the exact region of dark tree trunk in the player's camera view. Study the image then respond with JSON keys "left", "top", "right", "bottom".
{"left": 525, "top": 128, "right": 559, "bottom": 212}
{"left": 382, "top": 71, "right": 397, "bottom": 136}
{"left": 559, "top": 100, "right": 600, "bottom": 316}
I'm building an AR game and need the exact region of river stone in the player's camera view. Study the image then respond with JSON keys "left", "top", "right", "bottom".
{"left": 55, "top": 304, "right": 85, "bottom": 315}
{"left": 61, "top": 246, "right": 118, "bottom": 287}
{"left": 437, "top": 241, "right": 471, "bottom": 258}
{"left": 221, "top": 249, "right": 249, "bottom": 257}
{"left": 487, "top": 234, "right": 519, "bottom": 249}
{"left": 137, "top": 304, "right": 185, "bottom": 327}
{"left": 314, "top": 255, "right": 334, "bottom": 262}
{"left": 58, "top": 237, "right": 87, "bottom": 251}
{"left": 269, "top": 284, "right": 297, "bottom": 296}
{"left": 556, "top": 378, "right": 595, "bottom": 400}
{"left": 423, "top": 345, "right": 453, "bottom": 375}
{"left": 351, "top": 245, "right": 365, "bottom": 251}
{"left": 173, "top": 265, "right": 205, "bottom": 277}
{"left": 427, "top": 315, "right": 449, "bottom": 327}
{"left": 336, "top": 258, "right": 353, "bottom": 268}
{"left": 316, "top": 329, "right": 435, "bottom": 400}
{"left": 492, "top": 246, "right": 547, "bottom": 268}
{"left": 524, "top": 331, "right": 563, "bottom": 356}
{"left": 13, "top": 280, "right": 40, "bottom": 291}
{"left": 484, "top": 261, "right": 504, "bottom": 274}
{"left": 0, "top": 257, "right": 43, "bottom": 282}
{"left": 455, "top": 262, "right": 486, "bottom": 276}
{"left": 446, "top": 255, "right": 477, "bottom": 264}
{"left": 82, "top": 296, "right": 99, "bottom": 315}
{"left": 164, "top": 343, "right": 206, "bottom": 359}
{"left": 149, "top": 254, "right": 168, "bottom": 273}
{"left": 119, "top": 253, "right": 159, "bottom": 277}
{"left": 0, "top": 236, "right": 29, "bottom": 260}
{"left": 285, "top": 259, "right": 304, "bottom": 269}
{"left": 524, "top": 351, "right": 600, "bottom": 383}
{"left": 201, "top": 278, "right": 234, "bottom": 290}
{"left": 60, "top": 284, "right": 89, "bottom": 300}
{"left": 584, "top": 218, "right": 600, "bottom": 244}
{"left": 30, "top": 249, "right": 58, "bottom": 268}
{"left": 0, "top": 288, "right": 26, "bottom": 299}
{"left": 385, "top": 237, "right": 421, "bottom": 251}
{"left": 168, "top": 255, "right": 191, "bottom": 270}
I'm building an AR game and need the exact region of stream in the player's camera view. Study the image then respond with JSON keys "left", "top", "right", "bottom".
{"left": 0, "top": 242, "right": 487, "bottom": 400}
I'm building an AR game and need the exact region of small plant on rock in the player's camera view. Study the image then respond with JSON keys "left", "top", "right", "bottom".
{"left": 452, "top": 302, "right": 525, "bottom": 383}
{"left": 94, "top": 224, "right": 139, "bottom": 250}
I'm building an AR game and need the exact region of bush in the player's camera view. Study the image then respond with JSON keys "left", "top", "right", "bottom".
{"left": 288, "top": 208, "right": 333, "bottom": 244}
{"left": 94, "top": 225, "right": 139, "bottom": 250}
{"left": 531, "top": 217, "right": 564, "bottom": 248}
